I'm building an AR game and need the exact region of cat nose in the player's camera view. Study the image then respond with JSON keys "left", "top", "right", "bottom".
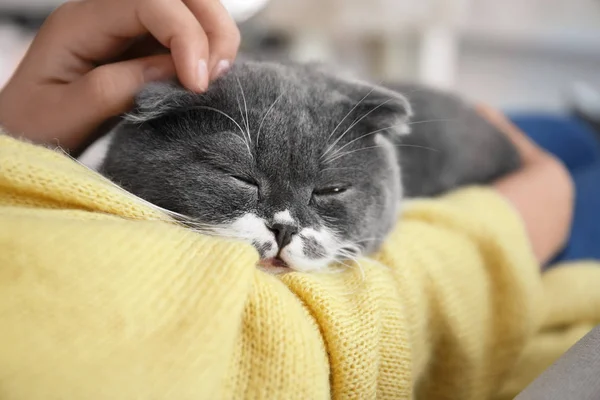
{"left": 269, "top": 223, "right": 298, "bottom": 249}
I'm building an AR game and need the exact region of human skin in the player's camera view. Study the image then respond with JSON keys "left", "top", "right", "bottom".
{"left": 479, "top": 105, "right": 574, "bottom": 266}
{"left": 0, "top": 0, "right": 241, "bottom": 152}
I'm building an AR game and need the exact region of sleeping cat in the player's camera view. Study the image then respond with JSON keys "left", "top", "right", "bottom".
{"left": 98, "top": 60, "right": 520, "bottom": 272}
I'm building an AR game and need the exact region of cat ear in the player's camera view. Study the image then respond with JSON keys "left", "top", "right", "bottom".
{"left": 355, "top": 86, "right": 413, "bottom": 136}
{"left": 125, "top": 81, "right": 194, "bottom": 123}
{"left": 335, "top": 78, "right": 413, "bottom": 136}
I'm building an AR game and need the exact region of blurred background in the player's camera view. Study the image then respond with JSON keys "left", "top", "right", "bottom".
{"left": 1, "top": 0, "right": 599, "bottom": 112}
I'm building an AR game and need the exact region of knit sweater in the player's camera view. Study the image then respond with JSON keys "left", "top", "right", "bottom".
{"left": 1, "top": 134, "right": 599, "bottom": 399}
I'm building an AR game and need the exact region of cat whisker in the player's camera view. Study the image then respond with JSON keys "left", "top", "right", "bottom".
{"left": 323, "top": 145, "right": 381, "bottom": 164}
{"left": 177, "top": 222, "right": 247, "bottom": 240}
{"left": 367, "top": 259, "right": 392, "bottom": 271}
{"left": 394, "top": 143, "right": 439, "bottom": 152}
{"left": 324, "top": 143, "right": 439, "bottom": 164}
{"left": 334, "top": 243, "right": 363, "bottom": 263}
{"left": 324, "top": 116, "right": 458, "bottom": 162}
{"left": 322, "top": 98, "right": 393, "bottom": 161}
{"left": 53, "top": 146, "right": 246, "bottom": 234}
{"left": 354, "top": 260, "right": 366, "bottom": 282}
{"left": 398, "top": 144, "right": 438, "bottom": 151}
{"left": 352, "top": 237, "right": 385, "bottom": 244}
{"left": 324, "top": 85, "right": 379, "bottom": 145}
{"left": 408, "top": 117, "right": 459, "bottom": 126}
{"left": 320, "top": 166, "right": 363, "bottom": 172}
{"left": 235, "top": 76, "right": 251, "bottom": 144}
{"left": 337, "top": 242, "right": 361, "bottom": 255}
{"left": 334, "top": 259, "right": 366, "bottom": 287}
{"left": 235, "top": 96, "right": 246, "bottom": 132}
{"left": 225, "top": 132, "right": 259, "bottom": 154}
{"left": 318, "top": 266, "right": 347, "bottom": 275}
{"left": 325, "top": 122, "right": 408, "bottom": 160}
{"left": 325, "top": 116, "right": 457, "bottom": 161}
{"left": 335, "top": 248, "right": 393, "bottom": 286}
{"left": 256, "top": 92, "right": 285, "bottom": 147}
{"left": 335, "top": 250, "right": 360, "bottom": 260}
{"left": 192, "top": 106, "right": 253, "bottom": 159}
{"left": 319, "top": 214, "right": 342, "bottom": 229}
{"left": 233, "top": 79, "right": 253, "bottom": 161}
{"left": 403, "top": 86, "right": 434, "bottom": 96}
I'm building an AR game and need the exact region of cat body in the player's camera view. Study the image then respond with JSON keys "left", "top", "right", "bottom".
{"left": 387, "top": 82, "right": 520, "bottom": 197}
{"left": 99, "top": 60, "right": 520, "bottom": 272}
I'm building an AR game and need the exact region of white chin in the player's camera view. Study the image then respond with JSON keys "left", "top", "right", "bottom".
{"left": 279, "top": 253, "right": 330, "bottom": 273}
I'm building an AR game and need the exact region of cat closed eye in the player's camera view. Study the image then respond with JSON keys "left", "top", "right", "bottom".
{"left": 231, "top": 175, "right": 259, "bottom": 187}
{"left": 313, "top": 186, "right": 349, "bottom": 196}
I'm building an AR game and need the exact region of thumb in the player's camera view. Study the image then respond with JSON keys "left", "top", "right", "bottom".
{"left": 69, "top": 54, "right": 175, "bottom": 128}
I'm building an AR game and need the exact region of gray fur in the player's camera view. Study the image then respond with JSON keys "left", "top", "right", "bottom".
{"left": 388, "top": 82, "right": 521, "bottom": 197}
{"left": 100, "top": 60, "right": 520, "bottom": 272}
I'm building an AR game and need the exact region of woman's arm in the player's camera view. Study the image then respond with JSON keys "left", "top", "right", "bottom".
{"left": 479, "top": 106, "right": 574, "bottom": 265}
{"left": 494, "top": 157, "right": 573, "bottom": 265}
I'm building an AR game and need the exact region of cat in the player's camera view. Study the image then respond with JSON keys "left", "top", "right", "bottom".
{"left": 98, "top": 59, "right": 520, "bottom": 273}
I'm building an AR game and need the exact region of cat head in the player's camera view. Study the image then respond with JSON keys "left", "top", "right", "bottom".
{"left": 101, "top": 60, "right": 412, "bottom": 272}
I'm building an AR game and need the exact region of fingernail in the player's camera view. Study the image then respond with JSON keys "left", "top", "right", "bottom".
{"left": 198, "top": 60, "right": 208, "bottom": 91}
{"left": 211, "top": 60, "right": 231, "bottom": 80}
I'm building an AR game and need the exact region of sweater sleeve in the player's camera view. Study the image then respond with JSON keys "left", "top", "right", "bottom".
{"left": 382, "top": 188, "right": 544, "bottom": 399}
{"left": 0, "top": 135, "right": 544, "bottom": 400}
{"left": 234, "top": 187, "right": 544, "bottom": 400}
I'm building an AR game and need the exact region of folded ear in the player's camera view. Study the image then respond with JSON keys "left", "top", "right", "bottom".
{"left": 334, "top": 77, "right": 413, "bottom": 137}
{"left": 125, "top": 81, "right": 194, "bottom": 123}
{"left": 355, "top": 86, "right": 413, "bottom": 136}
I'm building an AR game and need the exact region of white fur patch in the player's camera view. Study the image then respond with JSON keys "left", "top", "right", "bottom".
{"left": 328, "top": 72, "right": 413, "bottom": 137}
{"left": 230, "top": 213, "right": 277, "bottom": 258}
{"left": 280, "top": 226, "right": 338, "bottom": 272}
{"left": 77, "top": 130, "right": 116, "bottom": 171}
{"left": 397, "top": 122, "right": 411, "bottom": 135}
{"left": 375, "top": 133, "right": 403, "bottom": 218}
{"left": 273, "top": 209, "right": 294, "bottom": 225}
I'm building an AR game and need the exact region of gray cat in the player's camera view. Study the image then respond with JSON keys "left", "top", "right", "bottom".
{"left": 100, "top": 60, "right": 520, "bottom": 272}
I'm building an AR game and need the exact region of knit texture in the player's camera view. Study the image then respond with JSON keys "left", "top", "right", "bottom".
{"left": 1, "top": 134, "right": 599, "bottom": 399}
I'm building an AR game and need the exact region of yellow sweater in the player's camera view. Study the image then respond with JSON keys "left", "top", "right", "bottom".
{"left": 1, "top": 134, "right": 599, "bottom": 400}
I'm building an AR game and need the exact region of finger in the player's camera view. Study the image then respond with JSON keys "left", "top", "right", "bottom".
{"left": 37, "top": 0, "right": 209, "bottom": 92}
{"left": 109, "top": 35, "right": 170, "bottom": 64}
{"left": 0, "top": 54, "right": 174, "bottom": 151}
{"left": 183, "top": 0, "right": 241, "bottom": 80}
{"left": 136, "top": 0, "right": 210, "bottom": 91}
{"left": 69, "top": 54, "right": 175, "bottom": 132}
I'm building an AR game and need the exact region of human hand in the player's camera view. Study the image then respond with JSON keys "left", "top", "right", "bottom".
{"left": 478, "top": 104, "right": 574, "bottom": 266}
{"left": 0, "top": 0, "right": 241, "bottom": 152}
